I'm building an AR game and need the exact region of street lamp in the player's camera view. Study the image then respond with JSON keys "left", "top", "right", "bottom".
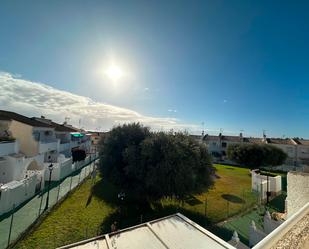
{"left": 44, "top": 163, "right": 54, "bottom": 211}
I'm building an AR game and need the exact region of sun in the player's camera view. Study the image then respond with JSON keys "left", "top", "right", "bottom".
{"left": 105, "top": 65, "right": 123, "bottom": 81}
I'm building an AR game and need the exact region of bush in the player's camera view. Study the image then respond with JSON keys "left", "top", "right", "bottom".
{"left": 227, "top": 144, "right": 287, "bottom": 169}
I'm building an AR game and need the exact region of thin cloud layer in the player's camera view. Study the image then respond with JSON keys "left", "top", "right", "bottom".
{"left": 0, "top": 72, "right": 199, "bottom": 132}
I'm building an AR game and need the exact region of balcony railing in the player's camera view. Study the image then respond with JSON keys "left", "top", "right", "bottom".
{"left": 0, "top": 141, "right": 17, "bottom": 157}
{"left": 38, "top": 139, "right": 59, "bottom": 153}
{"left": 59, "top": 142, "right": 71, "bottom": 152}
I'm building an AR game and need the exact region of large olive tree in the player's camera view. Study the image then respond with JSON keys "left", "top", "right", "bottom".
{"left": 99, "top": 123, "right": 215, "bottom": 204}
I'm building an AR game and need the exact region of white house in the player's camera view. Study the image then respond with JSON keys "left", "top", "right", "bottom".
{"left": 0, "top": 132, "right": 45, "bottom": 214}
{"left": 202, "top": 133, "right": 248, "bottom": 161}
{"left": 0, "top": 110, "right": 95, "bottom": 215}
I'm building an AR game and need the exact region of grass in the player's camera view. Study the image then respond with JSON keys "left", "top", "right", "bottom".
{"left": 15, "top": 164, "right": 257, "bottom": 249}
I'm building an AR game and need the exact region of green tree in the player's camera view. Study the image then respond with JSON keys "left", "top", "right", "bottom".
{"left": 227, "top": 144, "right": 287, "bottom": 169}
{"left": 99, "top": 123, "right": 150, "bottom": 188}
{"left": 99, "top": 124, "right": 214, "bottom": 204}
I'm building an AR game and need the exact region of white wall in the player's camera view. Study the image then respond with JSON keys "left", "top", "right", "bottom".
{"left": 286, "top": 171, "right": 309, "bottom": 218}
{"left": 0, "top": 140, "right": 18, "bottom": 157}
{"left": 251, "top": 171, "right": 282, "bottom": 200}
{"left": 0, "top": 172, "right": 43, "bottom": 215}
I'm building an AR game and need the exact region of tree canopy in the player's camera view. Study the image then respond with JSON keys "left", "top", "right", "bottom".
{"left": 227, "top": 143, "right": 287, "bottom": 169}
{"left": 99, "top": 123, "right": 214, "bottom": 202}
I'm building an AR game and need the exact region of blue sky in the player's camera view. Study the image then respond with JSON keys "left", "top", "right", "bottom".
{"left": 0, "top": 0, "right": 308, "bottom": 137}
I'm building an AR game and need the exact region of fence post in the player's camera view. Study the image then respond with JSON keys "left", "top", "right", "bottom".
{"left": 56, "top": 183, "right": 61, "bottom": 202}
{"left": 7, "top": 204, "right": 15, "bottom": 247}
{"left": 204, "top": 197, "right": 208, "bottom": 217}
{"left": 78, "top": 170, "right": 81, "bottom": 184}
{"left": 69, "top": 175, "right": 73, "bottom": 191}
{"left": 38, "top": 194, "right": 44, "bottom": 217}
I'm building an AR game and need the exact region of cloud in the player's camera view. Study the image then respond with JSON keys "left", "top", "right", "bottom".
{"left": 168, "top": 109, "right": 177, "bottom": 113}
{"left": 223, "top": 99, "right": 227, "bottom": 103}
{"left": 0, "top": 72, "right": 198, "bottom": 132}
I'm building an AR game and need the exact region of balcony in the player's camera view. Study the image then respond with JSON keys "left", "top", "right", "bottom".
{"left": 0, "top": 140, "right": 17, "bottom": 157}
{"left": 38, "top": 139, "right": 59, "bottom": 153}
{"left": 59, "top": 142, "right": 71, "bottom": 152}
{"left": 70, "top": 140, "right": 79, "bottom": 149}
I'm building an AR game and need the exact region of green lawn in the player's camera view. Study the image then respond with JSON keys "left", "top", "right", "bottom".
{"left": 15, "top": 164, "right": 257, "bottom": 249}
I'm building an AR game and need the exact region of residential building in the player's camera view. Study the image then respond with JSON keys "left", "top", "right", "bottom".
{"left": 87, "top": 131, "right": 108, "bottom": 153}
{"left": 265, "top": 138, "right": 297, "bottom": 166}
{"left": 0, "top": 129, "right": 45, "bottom": 215}
{"left": 200, "top": 132, "right": 309, "bottom": 168}
{"left": 0, "top": 110, "right": 94, "bottom": 215}
{"left": 202, "top": 133, "right": 248, "bottom": 160}
{"left": 0, "top": 110, "right": 59, "bottom": 164}
{"left": 293, "top": 138, "right": 309, "bottom": 166}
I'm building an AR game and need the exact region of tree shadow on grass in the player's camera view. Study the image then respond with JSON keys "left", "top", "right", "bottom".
{"left": 91, "top": 178, "right": 120, "bottom": 206}
{"left": 98, "top": 201, "right": 214, "bottom": 236}
{"left": 221, "top": 194, "right": 245, "bottom": 204}
{"left": 184, "top": 195, "right": 203, "bottom": 206}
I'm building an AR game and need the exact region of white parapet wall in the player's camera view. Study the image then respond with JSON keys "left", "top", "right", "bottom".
{"left": 251, "top": 170, "right": 282, "bottom": 200}
{"left": 0, "top": 171, "right": 44, "bottom": 215}
{"left": 253, "top": 202, "right": 309, "bottom": 249}
{"left": 0, "top": 140, "right": 18, "bottom": 157}
{"left": 44, "top": 156, "right": 73, "bottom": 181}
{"left": 286, "top": 171, "right": 309, "bottom": 218}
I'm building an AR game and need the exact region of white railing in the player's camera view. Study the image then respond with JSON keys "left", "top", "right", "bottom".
{"left": 0, "top": 141, "right": 17, "bottom": 157}
{"left": 38, "top": 140, "right": 59, "bottom": 153}
{"left": 59, "top": 142, "right": 71, "bottom": 152}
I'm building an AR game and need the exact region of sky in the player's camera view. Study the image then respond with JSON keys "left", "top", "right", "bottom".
{"left": 0, "top": 0, "right": 308, "bottom": 138}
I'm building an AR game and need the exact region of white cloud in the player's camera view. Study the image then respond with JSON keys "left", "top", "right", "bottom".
{"left": 0, "top": 72, "right": 198, "bottom": 132}
{"left": 223, "top": 99, "right": 227, "bottom": 103}
{"left": 168, "top": 109, "right": 177, "bottom": 113}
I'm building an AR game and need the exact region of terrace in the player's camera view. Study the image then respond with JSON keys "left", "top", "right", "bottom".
{"left": 0, "top": 138, "right": 17, "bottom": 157}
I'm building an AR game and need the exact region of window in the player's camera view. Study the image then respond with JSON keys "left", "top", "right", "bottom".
{"left": 222, "top": 142, "right": 227, "bottom": 148}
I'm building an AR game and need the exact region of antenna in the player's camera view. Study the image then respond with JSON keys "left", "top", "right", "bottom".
{"left": 263, "top": 129, "right": 267, "bottom": 138}
{"left": 64, "top": 116, "right": 70, "bottom": 123}
{"left": 201, "top": 122, "right": 205, "bottom": 136}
